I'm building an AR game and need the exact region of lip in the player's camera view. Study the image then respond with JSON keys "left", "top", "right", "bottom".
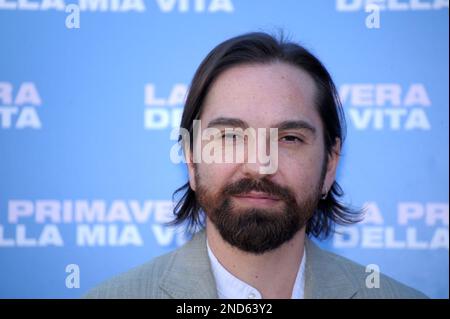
{"left": 233, "top": 192, "right": 281, "bottom": 205}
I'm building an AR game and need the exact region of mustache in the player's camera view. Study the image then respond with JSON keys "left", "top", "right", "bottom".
{"left": 222, "top": 178, "right": 296, "bottom": 202}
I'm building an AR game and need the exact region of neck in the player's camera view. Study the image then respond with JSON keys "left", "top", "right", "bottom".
{"left": 206, "top": 218, "right": 306, "bottom": 299}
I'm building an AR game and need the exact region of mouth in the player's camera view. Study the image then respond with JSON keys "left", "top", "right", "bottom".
{"left": 232, "top": 191, "right": 281, "bottom": 206}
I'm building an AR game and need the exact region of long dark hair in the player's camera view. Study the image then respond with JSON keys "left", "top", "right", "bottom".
{"left": 171, "top": 32, "right": 363, "bottom": 239}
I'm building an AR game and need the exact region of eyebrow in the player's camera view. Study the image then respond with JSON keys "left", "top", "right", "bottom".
{"left": 206, "top": 117, "right": 316, "bottom": 135}
{"left": 207, "top": 117, "right": 248, "bottom": 129}
{"left": 276, "top": 120, "right": 317, "bottom": 136}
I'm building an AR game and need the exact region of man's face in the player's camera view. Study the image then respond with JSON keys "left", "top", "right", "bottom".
{"left": 187, "top": 62, "right": 339, "bottom": 254}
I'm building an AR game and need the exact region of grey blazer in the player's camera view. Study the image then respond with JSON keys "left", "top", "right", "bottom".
{"left": 84, "top": 230, "right": 427, "bottom": 299}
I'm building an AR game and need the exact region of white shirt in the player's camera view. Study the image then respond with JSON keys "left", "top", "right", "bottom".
{"left": 206, "top": 240, "right": 306, "bottom": 299}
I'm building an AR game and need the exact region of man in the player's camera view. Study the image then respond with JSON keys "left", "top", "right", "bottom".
{"left": 85, "top": 32, "right": 427, "bottom": 299}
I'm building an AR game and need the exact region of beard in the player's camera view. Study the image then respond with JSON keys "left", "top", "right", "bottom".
{"left": 195, "top": 170, "right": 325, "bottom": 254}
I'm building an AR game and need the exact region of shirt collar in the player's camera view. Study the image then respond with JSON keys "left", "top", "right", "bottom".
{"left": 206, "top": 240, "right": 306, "bottom": 299}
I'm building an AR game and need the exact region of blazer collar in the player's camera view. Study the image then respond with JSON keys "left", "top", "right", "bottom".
{"left": 160, "top": 230, "right": 358, "bottom": 299}
{"left": 304, "top": 238, "right": 358, "bottom": 299}
{"left": 159, "top": 230, "right": 218, "bottom": 299}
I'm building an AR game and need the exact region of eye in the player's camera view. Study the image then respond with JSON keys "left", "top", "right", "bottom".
{"left": 280, "top": 135, "right": 303, "bottom": 143}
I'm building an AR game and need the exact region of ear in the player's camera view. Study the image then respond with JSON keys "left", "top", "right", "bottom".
{"left": 184, "top": 144, "right": 197, "bottom": 191}
{"left": 323, "top": 138, "right": 341, "bottom": 194}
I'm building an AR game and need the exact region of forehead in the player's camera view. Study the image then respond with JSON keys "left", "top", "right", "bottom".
{"left": 201, "top": 62, "right": 321, "bottom": 129}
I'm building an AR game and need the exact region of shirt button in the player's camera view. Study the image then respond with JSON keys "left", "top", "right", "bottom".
{"left": 248, "top": 292, "right": 256, "bottom": 299}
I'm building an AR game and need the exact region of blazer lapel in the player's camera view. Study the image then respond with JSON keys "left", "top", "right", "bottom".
{"left": 304, "top": 238, "right": 358, "bottom": 299}
{"left": 159, "top": 230, "right": 218, "bottom": 299}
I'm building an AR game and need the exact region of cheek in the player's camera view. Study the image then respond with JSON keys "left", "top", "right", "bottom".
{"left": 276, "top": 149, "right": 325, "bottom": 187}
{"left": 196, "top": 162, "right": 237, "bottom": 190}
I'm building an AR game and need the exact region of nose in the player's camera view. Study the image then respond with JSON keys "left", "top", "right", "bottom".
{"left": 241, "top": 128, "right": 278, "bottom": 176}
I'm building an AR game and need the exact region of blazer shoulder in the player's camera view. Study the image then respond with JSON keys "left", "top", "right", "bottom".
{"left": 321, "top": 248, "right": 428, "bottom": 299}
{"left": 82, "top": 249, "right": 177, "bottom": 299}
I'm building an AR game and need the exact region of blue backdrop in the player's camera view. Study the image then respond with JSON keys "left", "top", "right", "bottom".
{"left": 0, "top": 0, "right": 448, "bottom": 298}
